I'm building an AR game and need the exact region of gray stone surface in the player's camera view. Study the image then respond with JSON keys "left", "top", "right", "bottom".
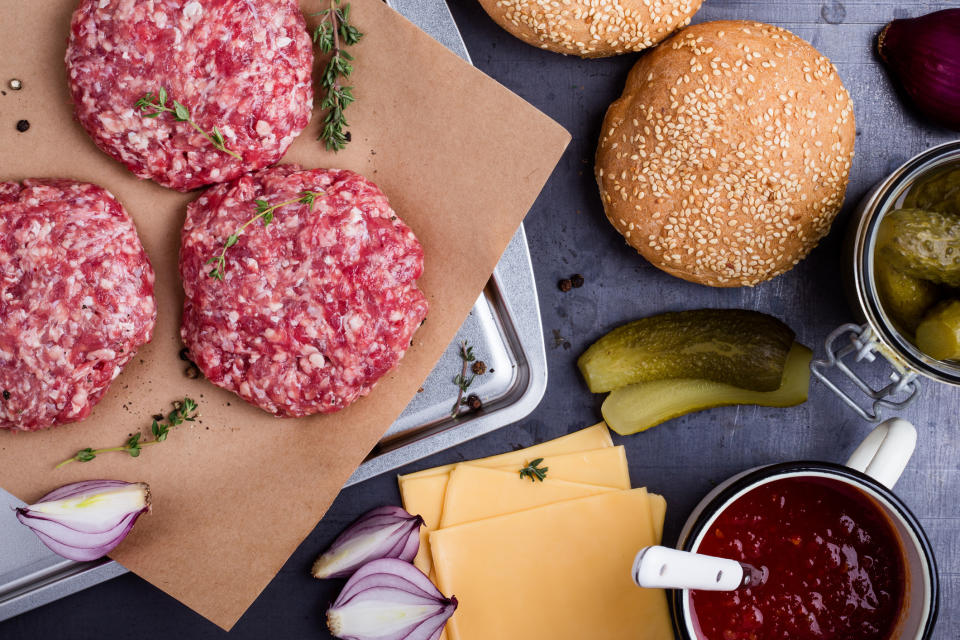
{"left": 1, "top": 1, "right": 956, "bottom": 638}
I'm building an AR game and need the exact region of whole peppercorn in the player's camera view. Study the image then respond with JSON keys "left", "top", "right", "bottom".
{"left": 471, "top": 360, "right": 487, "bottom": 376}
{"left": 571, "top": 273, "right": 585, "bottom": 288}
{"left": 558, "top": 278, "right": 573, "bottom": 292}
{"left": 465, "top": 394, "right": 483, "bottom": 411}
{"left": 15, "top": 119, "right": 30, "bottom": 132}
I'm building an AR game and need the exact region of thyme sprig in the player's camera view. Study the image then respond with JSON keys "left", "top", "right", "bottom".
{"left": 206, "top": 190, "right": 323, "bottom": 280}
{"left": 450, "top": 341, "right": 476, "bottom": 417}
{"left": 312, "top": 0, "right": 363, "bottom": 151}
{"left": 55, "top": 398, "right": 198, "bottom": 469}
{"left": 519, "top": 458, "right": 548, "bottom": 483}
{"left": 135, "top": 87, "right": 241, "bottom": 159}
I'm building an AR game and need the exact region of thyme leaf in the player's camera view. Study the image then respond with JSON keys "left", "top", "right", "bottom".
{"left": 135, "top": 88, "right": 241, "bottom": 159}
{"left": 312, "top": 0, "right": 363, "bottom": 151}
{"left": 55, "top": 398, "right": 199, "bottom": 469}
{"left": 450, "top": 340, "right": 477, "bottom": 417}
{"left": 206, "top": 190, "right": 323, "bottom": 280}
{"left": 519, "top": 458, "right": 548, "bottom": 483}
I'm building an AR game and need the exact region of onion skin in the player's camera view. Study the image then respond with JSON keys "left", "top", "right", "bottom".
{"left": 15, "top": 480, "right": 150, "bottom": 562}
{"left": 326, "top": 558, "right": 458, "bottom": 640}
{"left": 878, "top": 9, "right": 960, "bottom": 130}
{"left": 312, "top": 506, "right": 424, "bottom": 579}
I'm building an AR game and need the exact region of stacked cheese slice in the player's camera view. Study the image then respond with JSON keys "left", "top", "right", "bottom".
{"left": 398, "top": 423, "right": 672, "bottom": 640}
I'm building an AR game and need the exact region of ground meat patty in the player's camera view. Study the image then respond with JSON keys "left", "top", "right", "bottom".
{"left": 0, "top": 180, "right": 157, "bottom": 432}
{"left": 180, "top": 165, "right": 429, "bottom": 417}
{"left": 66, "top": 0, "right": 313, "bottom": 192}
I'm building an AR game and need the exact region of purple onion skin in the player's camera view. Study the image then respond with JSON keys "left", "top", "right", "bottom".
{"left": 878, "top": 9, "right": 960, "bottom": 130}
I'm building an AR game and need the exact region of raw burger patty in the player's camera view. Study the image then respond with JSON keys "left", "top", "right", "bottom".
{"left": 0, "top": 179, "right": 157, "bottom": 432}
{"left": 66, "top": 0, "right": 314, "bottom": 192}
{"left": 180, "top": 165, "right": 429, "bottom": 417}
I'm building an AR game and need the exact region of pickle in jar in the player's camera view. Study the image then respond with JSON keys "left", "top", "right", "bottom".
{"left": 916, "top": 300, "right": 960, "bottom": 361}
{"left": 877, "top": 208, "right": 960, "bottom": 287}
{"left": 874, "top": 260, "right": 940, "bottom": 331}
{"left": 903, "top": 167, "right": 960, "bottom": 214}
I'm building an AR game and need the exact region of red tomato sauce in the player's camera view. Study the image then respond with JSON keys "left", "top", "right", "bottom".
{"left": 690, "top": 476, "right": 905, "bottom": 640}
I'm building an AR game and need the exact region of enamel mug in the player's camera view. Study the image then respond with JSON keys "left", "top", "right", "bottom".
{"left": 672, "top": 419, "right": 939, "bottom": 639}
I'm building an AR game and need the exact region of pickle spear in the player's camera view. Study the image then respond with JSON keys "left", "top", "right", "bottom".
{"left": 578, "top": 310, "right": 795, "bottom": 393}
{"left": 916, "top": 300, "right": 960, "bottom": 361}
{"left": 877, "top": 208, "right": 960, "bottom": 287}
{"left": 601, "top": 343, "right": 812, "bottom": 436}
{"left": 874, "top": 260, "right": 940, "bottom": 332}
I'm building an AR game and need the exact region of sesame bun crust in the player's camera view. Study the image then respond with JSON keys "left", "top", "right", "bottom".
{"left": 596, "top": 20, "right": 855, "bottom": 287}
{"left": 477, "top": 0, "right": 703, "bottom": 58}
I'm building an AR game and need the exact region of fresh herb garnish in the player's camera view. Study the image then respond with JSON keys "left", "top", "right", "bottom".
{"left": 312, "top": 0, "right": 363, "bottom": 151}
{"left": 206, "top": 190, "right": 323, "bottom": 280}
{"left": 55, "top": 398, "right": 198, "bottom": 469}
{"left": 450, "top": 340, "right": 476, "bottom": 417}
{"left": 519, "top": 458, "right": 548, "bottom": 483}
{"left": 135, "top": 87, "right": 241, "bottom": 159}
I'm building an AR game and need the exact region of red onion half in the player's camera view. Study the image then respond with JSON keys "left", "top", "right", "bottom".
{"left": 15, "top": 480, "right": 150, "bottom": 562}
{"left": 878, "top": 9, "right": 960, "bottom": 130}
{"left": 326, "top": 558, "right": 458, "bottom": 640}
{"left": 313, "top": 506, "right": 424, "bottom": 579}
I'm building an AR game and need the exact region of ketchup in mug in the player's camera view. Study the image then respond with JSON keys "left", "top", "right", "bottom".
{"left": 690, "top": 476, "right": 905, "bottom": 639}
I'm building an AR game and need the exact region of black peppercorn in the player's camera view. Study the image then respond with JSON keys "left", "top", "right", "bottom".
{"left": 471, "top": 360, "right": 487, "bottom": 376}
{"left": 2, "top": 390, "right": 9, "bottom": 400}
{"left": 571, "top": 273, "right": 584, "bottom": 288}
{"left": 185, "top": 364, "right": 201, "bottom": 379}
{"left": 178, "top": 347, "right": 192, "bottom": 362}
{"left": 558, "top": 278, "right": 573, "bottom": 292}
{"left": 15, "top": 119, "right": 29, "bottom": 132}
{"left": 465, "top": 394, "right": 482, "bottom": 411}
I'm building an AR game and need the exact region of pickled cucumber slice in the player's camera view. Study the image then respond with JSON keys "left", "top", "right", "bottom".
{"left": 877, "top": 208, "right": 960, "bottom": 287}
{"left": 903, "top": 167, "right": 960, "bottom": 214}
{"left": 916, "top": 300, "right": 960, "bottom": 361}
{"left": 601, "top": 343, "right": 812, "bottom": 436}
{"left": 874, "top": 260, "right": 939, "bottom": 332}
{"left": 578, "top": 310, "right": 795, "bottom": 393}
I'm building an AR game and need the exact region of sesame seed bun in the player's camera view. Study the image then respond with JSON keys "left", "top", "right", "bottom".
{"left": 478, "top": 0, "right": 703, "bottom": 58}
{"left": 596, "top": 20, "right": 856, "bottom": 287}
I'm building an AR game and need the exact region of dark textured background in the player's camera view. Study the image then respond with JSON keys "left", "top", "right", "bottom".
{"left": 2, "top": 0, "right": 958, "bottom": 638}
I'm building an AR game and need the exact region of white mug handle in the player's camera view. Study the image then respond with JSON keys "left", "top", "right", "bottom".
{"left": 845, "top": 418, "right": 917, "bottom": 489}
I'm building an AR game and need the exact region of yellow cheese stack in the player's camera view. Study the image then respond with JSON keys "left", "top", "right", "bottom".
{"left": 398, "top": 423, "right": 672, "bottom": 640}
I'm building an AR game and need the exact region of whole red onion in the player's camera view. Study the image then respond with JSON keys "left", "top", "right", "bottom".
{"left": 878, "top": 9, "right": 960, "bottom": 130}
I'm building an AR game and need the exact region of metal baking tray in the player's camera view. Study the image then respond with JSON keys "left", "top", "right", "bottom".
{"left": 0, "top": 0, "right": 547, "bottom": 621}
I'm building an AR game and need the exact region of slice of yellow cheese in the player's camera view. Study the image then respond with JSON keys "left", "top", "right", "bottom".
{"left": 399, "top": 424, "right": 617, "bottom": 577}
{"left": 650, "top": 492, "right": 667, "bottom": 544}
{"left": 398, "top": 423, "right": 613, "bottom": 482}
{"left": 493, "top": 445, "right": 631, "bottom": 489}
{"left": 430, "top": 488, "right": 672, "bottom": 640}
{"left": 440, "top": 465, "right": 616, "bottom": 528}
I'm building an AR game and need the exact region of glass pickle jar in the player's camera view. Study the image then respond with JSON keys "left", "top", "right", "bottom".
{"left": 812, "top": 141, "right": 960, "bottom": 420}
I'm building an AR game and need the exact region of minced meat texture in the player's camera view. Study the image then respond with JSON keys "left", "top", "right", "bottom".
{"left": 66, "top": 0, "right": 314, "bottom": 192}
{"left": 180, "top": 165, "right": 429, "bottom": 417}
{"left": 0, "top": 179, "right": 157, "bottom": 431}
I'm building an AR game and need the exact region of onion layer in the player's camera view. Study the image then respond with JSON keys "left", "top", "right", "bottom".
{"left": 326, "top": 558, "right": 458, "bottom": 640}
{"left": 878, "top": 9, "right": 960, "bottom": 130}
{"left": 15, "top": 480, "right": 151, "bottom": 562}
{"left": 313, "top": 506, "right": 424, "bottom": 579}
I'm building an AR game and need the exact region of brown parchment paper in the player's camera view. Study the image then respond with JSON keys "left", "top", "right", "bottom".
{"left": 0, "top": 0, "right": 570, "bottom": 630}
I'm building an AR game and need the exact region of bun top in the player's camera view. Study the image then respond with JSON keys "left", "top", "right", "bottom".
{"left": 478, "top": 0, "right": 703, "bottom": 58}
{"left": 596, "top": 20, "right": 855, "bottom": 287}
